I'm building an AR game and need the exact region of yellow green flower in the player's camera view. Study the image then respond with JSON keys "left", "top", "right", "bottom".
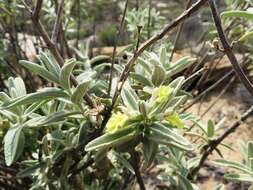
{"left": 166, "top": 112, "right": 184, "bottom": 128}
{"left": 105, "top": 112, "right": 128, "bottom": 133}
{"left": 152, "top": 86, "right": 173, "bottom": 104}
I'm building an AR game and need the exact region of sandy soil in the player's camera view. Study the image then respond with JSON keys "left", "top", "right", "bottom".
{"left": 188, "top": 82, "right": 253, "bottom": 190}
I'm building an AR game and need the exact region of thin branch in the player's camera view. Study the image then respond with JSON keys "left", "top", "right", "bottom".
{"left": 189, "top": 105, "right": 253, "bottom": 179}
{"left": 200, "top": 76, "right": 235, "bottom": 118}
{"left": 32, "top": 0, "right": 43, "bottom": 21}
{"left": 182, "top": 69, "right": 234, "bottom": 112}
{"left": 130, "top": 151, "right": 146, "bottom": 190}
{"left": 209, "top": 0, "right": 253, "bottom": 97}
{"left": 170, "top": 0, "right": 192, "bottom": 61}
{"left": 51, "top": 0, "right": 65, "bottom": 44}
{"left": 108, "top": 0, "right": 129, "bottom": 96}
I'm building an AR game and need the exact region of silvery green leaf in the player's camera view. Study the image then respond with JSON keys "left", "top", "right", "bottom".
{"left": 169, "top": 76, "right": 185, "bottom": 96}
{"left": 221, "top": 10, "right": 253, "bottom": 20}
{"left": 85, "top": 127, "right": 137, "bottom": 151}
{"left": 130, "top": 73, "right": 153, "bottom": 86}
{"left": 90, "top": 55, "right": 110, "bottom": 66}
{"left": 121, "top": 84, "right": 139, "bottom": 111}
{"left": 148, "top": 123, "right": 193, "bottom": 151}
{"left": 93, "top": 63, "right": 111, "bottom": 74}
{"left": 20, "top": 60, "right": 59, "bottom": 83}
{"left": 162, "top": 95, "right": 186, "bottom": 113}
{"left": 224, "top": 173, "right": 253, "bottom": 183}
{"left": 151, "top": 65, "right": 166, "bottom": 86}
{"left": 26, "top": 111, "right": 80, "bottom": 127}
{"left": 138, "top": 100, "right": 148, "bottom": 117}
{"left": 60, "top": 59, "right": 77, "bottom": 90}
{"left": 8, "top": 77, "right": 15, "bottom": 90}
{"left": 137, "top": 57, "right": 152, "bottom": 74}
{"left": 215, "top": 159, "right": 253, "bottom": 175}
{"left": 4, "top": 125, "right": 25, "bottom": 166}
{"left": 114, "top": 64, "right": 124, "bottom": 73}
{"left": 24, "top": 101, "right": 48, "bottom": 116}
{"left": 71, "top": 80, "right": 91, "bottom": 105}
{"left": 76, "top": 70, "right": 96, "bottom": 83}
{"left": 110, "top": 78, "right": 118, "bottom": 97}
{"left": 187, "top": 157, "right": 201, "bottom": 170}
{"left": 38, "top": 52, "right": 61, "bottom": 77}
{"left": 0, "top": 92, "right": 23, "bottom": 115}
{"left": 159, "top": 45, "right": 167, "bottom": 66}
{"left": 13, "top": 77, "right": 26, "bottom": 97}
{"left": 166, "top": 57, "right": 196, "bottom": 78}
{"left": 239, "top": 30, "right": 253, "bottom": 42}
{"left": 10, "top": 87, "right": 18, "bottom": 99}
{"left": 0, "top": 92, "right": 11, "bottom": 102}
{"left": 1, "top": 88, "right": 69, "bottom": 109}
{"left": 0, "top": 110, "right": 17, "bottom": 123}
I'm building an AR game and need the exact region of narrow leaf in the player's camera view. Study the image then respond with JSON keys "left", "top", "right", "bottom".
{"left": 1, "top": 88, "right": 69, "bottom": 109}
{"left": 20, "top": 60, "right": 59, "bottom": 83}
{"left": 71, "top": 80, "right": 91, "bottom": 104}
{"left": 60, "top": 59, "right": 77, "bottom": 90}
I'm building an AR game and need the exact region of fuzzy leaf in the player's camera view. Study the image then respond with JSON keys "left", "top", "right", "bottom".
{"left": 148, "top": 123, "right": 193, "bottom": 151}
{"left": 20, "top": 60, "right": 59, "bottom": 83}
{"left": 1, "top": 88, "right": 69, "bottom": 109}
{"left": 121, "top": 85, "right": 139, "bottom": 111}
{"left": 221, "top": 10, "right": 253, "bottom": 20}
{"left": 152, "top": 65, "right": 166, "bottom": 86}
{"left": 215, "top": 159, "right": 253, "bottom": 175}
{"left": 130, "top": 73, "right": 153, "bottom": 86}
{"left": 60, "top": 59, "right": 77, "bottom": 90}
{"left": 224, "top": 173, "right": 253, "bottom": 183}
{"left": 71, "top": 80, "right": 91, "bottom": 104}
{"left": 85, "top": 127, "right": 137, "bottom": 151}
{"left": 38, "top": 52, "right": 61, "bottom": 78}
{"left": 4, "top": 125, "right": 25, "bottom": 166}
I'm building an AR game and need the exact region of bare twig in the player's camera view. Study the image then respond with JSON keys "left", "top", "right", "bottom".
{"left": 189, "top": 105, "right": 253, "bottom": 179}
{"left": 209, "top": 0, "right": 253, "bottom": 97}
{"left": 51, "top": 0, "right": 64, "bottom": 44}
{"left": 32, "top": 0, "right": 43, "bottom": 21}
{"left": 130, "top": 151, "right": 146, "bottom": 190}
{"left": 182, "top": 69, "right": 234, "bottom": 112}
{"left": 200, "top": 76, "right": 235, "bottom": 118}
{"left": 108, "top": 0, "right": 129, "bottom": 95}
{"left": 170, "top": 0, "right": 192, "bottom": 61}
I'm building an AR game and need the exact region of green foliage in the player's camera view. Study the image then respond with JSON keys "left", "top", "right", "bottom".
{"left": 125, "top": 4, "right": 165, "bottom": 40}
{"left": 0, "top": 41, "right": 201, "bottom": 189}
{"left": 215, "top": 141, "right": 253, "bottom": 186}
